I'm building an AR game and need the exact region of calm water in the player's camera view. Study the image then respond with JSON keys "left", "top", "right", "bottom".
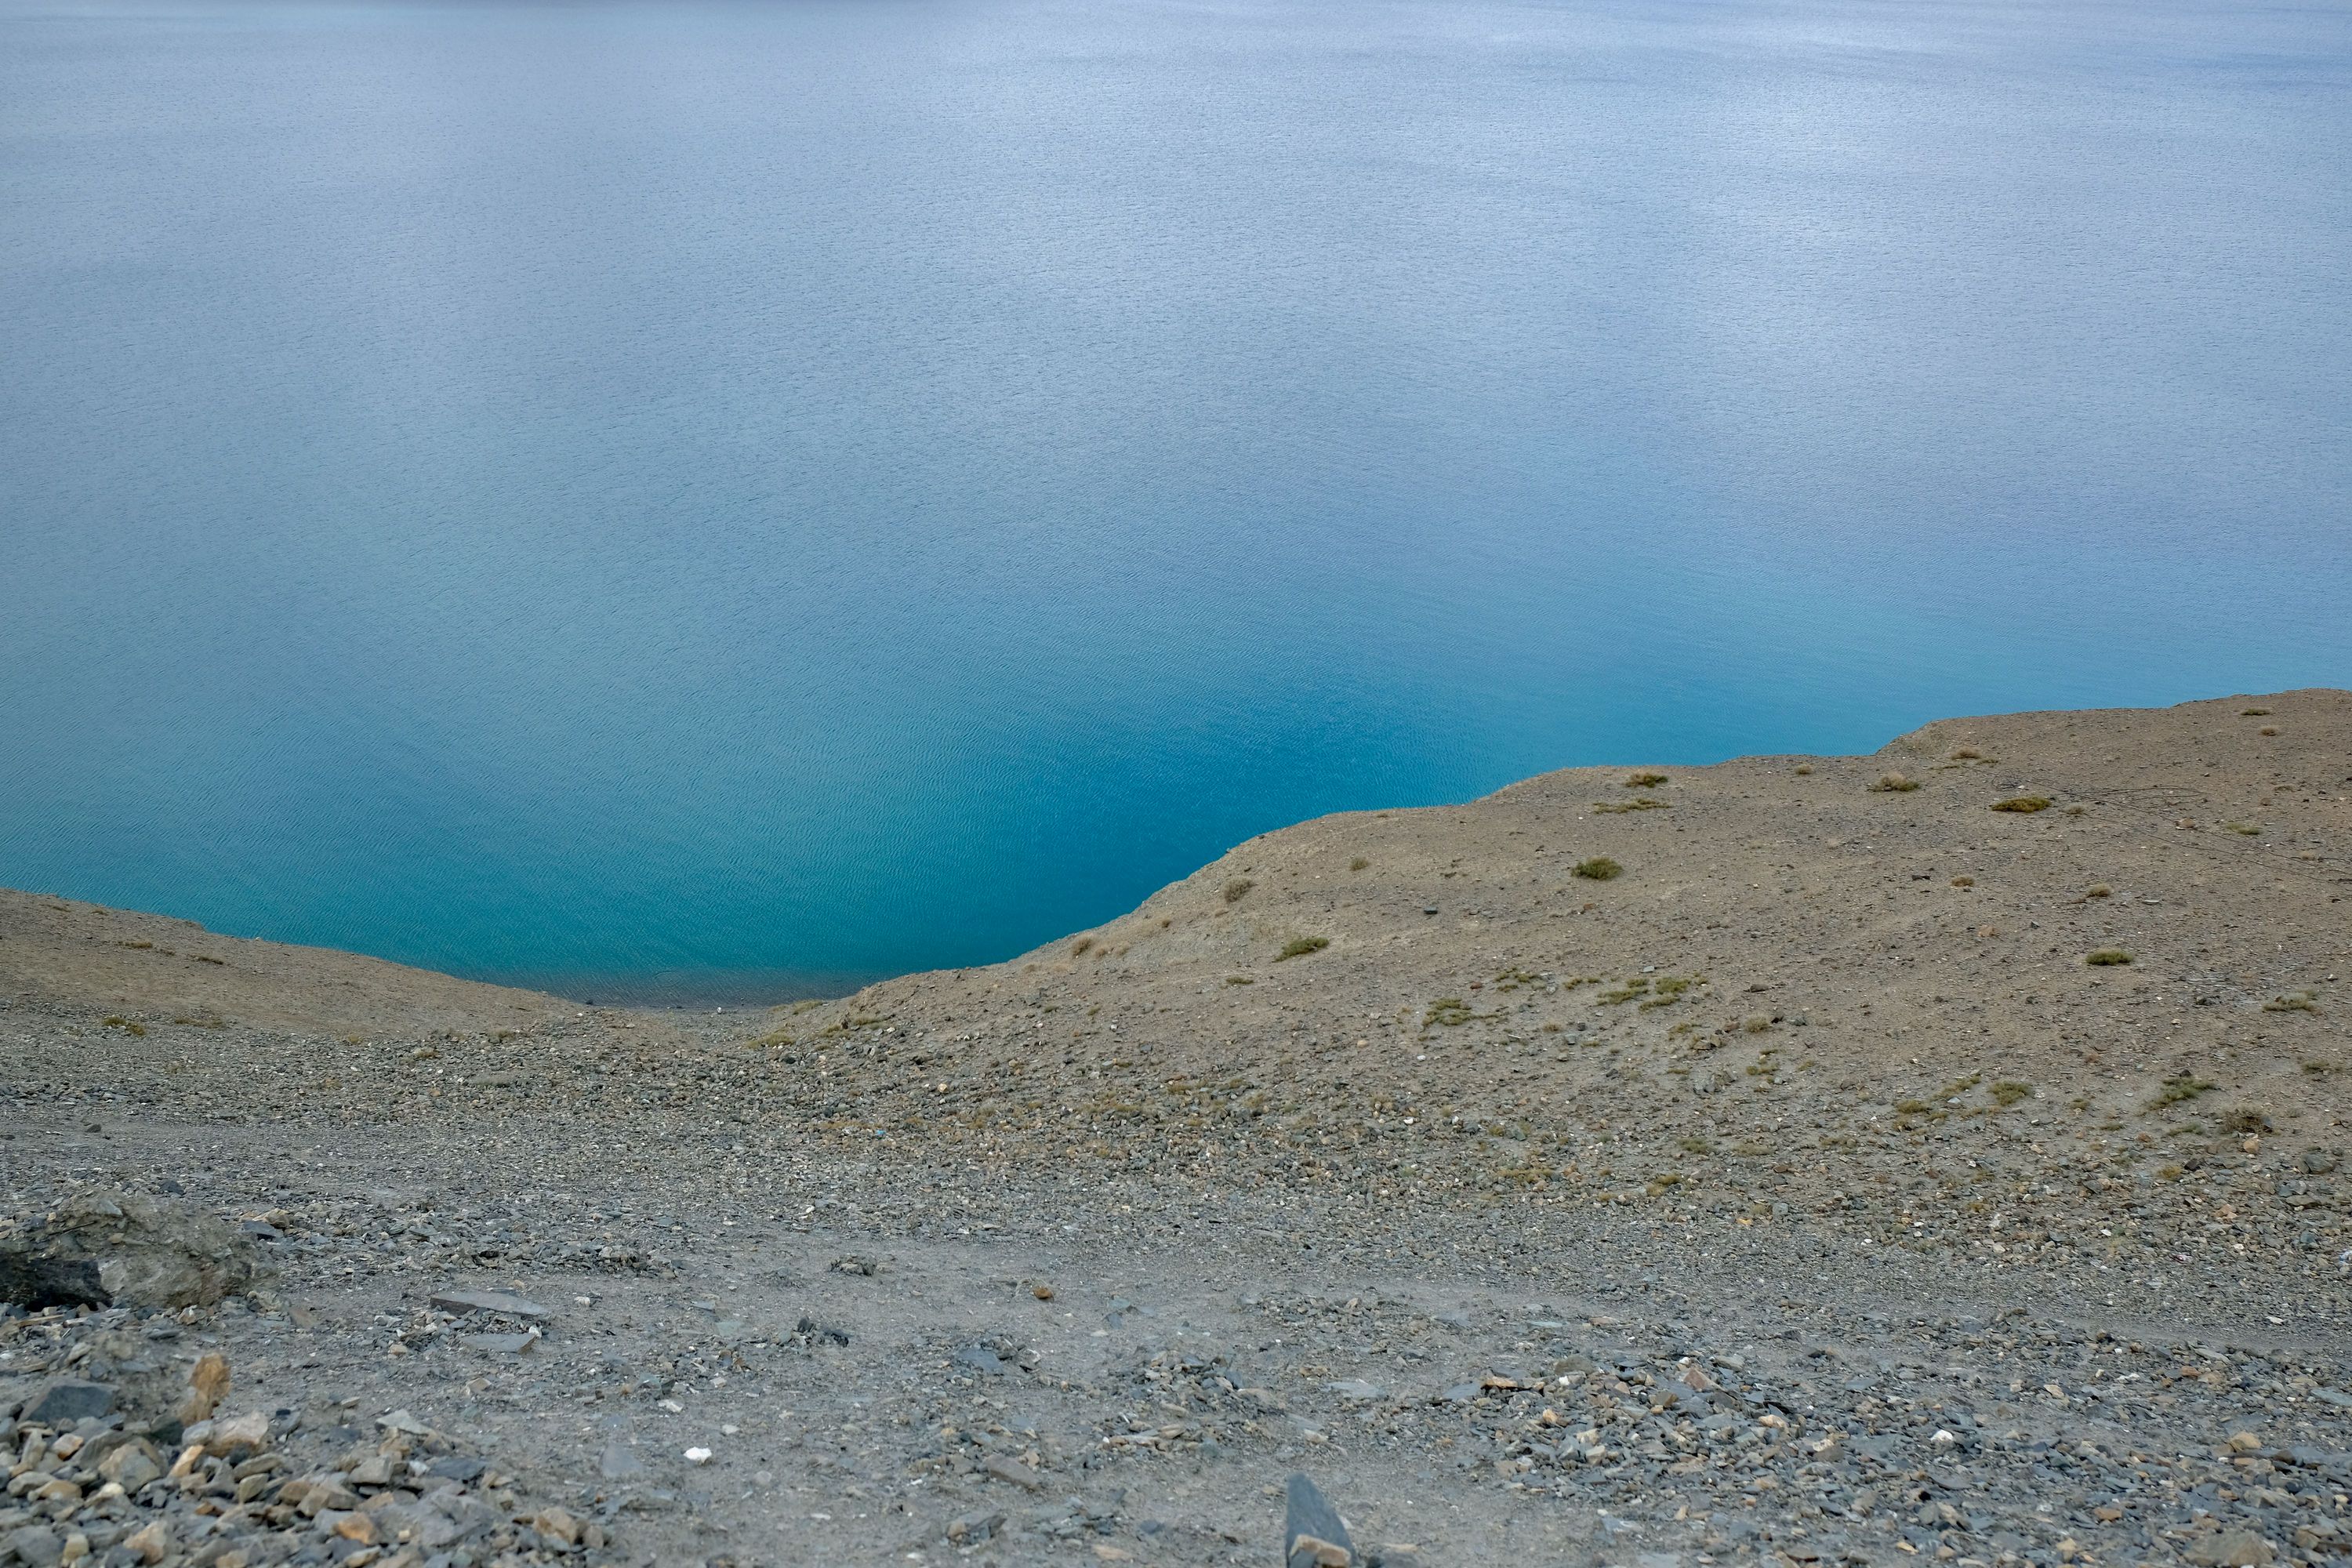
{"left": 3, "top": 0, "right": 2348, "bottom": 1001}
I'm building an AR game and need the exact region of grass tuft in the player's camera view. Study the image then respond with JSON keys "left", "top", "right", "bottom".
{"left": 1870, "top": 772, "right": 1920, "bottom": 793}
{"left": 1276, "top": 936, "right": 1330, "bottom": 961}
{"left": 2085, "top": 948, "right": 2133, "bottom": 966}
{"left": 2149, "top": 1072, "right": 2215, "bottom": 1108}
{"left": 1573, "top": 856, "right": 1622, "bottom": 881}
{"left": 1223, "top": 877, "right": 1254, "bottom": 903}
{"left": 1624, "top": 772, "right": 1668, "bottom": 788}
{"left": 1991, "top": 796, "right": 2052, "bottom": 813}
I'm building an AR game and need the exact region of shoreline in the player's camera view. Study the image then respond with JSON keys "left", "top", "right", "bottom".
{"left": 5, "top": 685, "right": 2351, "bottom": 1566}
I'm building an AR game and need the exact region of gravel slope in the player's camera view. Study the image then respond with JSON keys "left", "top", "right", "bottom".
{"left": 4, "top": 688, "right": 2349, "bottom": 1568}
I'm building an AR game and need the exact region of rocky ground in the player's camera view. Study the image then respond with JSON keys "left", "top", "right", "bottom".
{"left": 4, "top": 688, "right": 2350, "bottom": 1568}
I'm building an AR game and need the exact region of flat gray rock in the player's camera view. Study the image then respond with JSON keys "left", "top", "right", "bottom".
{"left": 21, "top": 1378, "right": 114, "bottom": 1425}
{"left": 4, "top": 1527, "right": 64, "bottom": 1568}
{"left": 431, "top": 1288, "right": 549, "bottom": 1319}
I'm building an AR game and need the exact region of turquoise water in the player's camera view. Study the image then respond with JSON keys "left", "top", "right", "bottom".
{"left": 3, "top": 0, "right": 2347, "bottom": 1002}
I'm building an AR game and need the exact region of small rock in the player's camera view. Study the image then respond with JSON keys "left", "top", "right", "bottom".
{"left": 20, "top": 1381, "right": 113, "bottom": 1427}
{"left": 183, "top": 1410, "right": 268, "bottom": 1454}
{"left": 374, "top": 1409, "right": 433, "bottom": 1436}
{"left": 945, "top": 1512, "right": 1004, "bottom": 1544}
{"left": 683, "top": 1446, "right": 712, "bottom": 1465}
{"left": 2187, "top": 1531, "right": 2277, "bottom": 1567}
{"left": 597, "top": 1444, "right": 647, "bottom": 1481}
{"left": 954, "top": 1343, "right": 1009, "bottom": 1374}
{"left": 96, "top": 1442, "right": 162, "bottom": 1491}
{"left": 428, "top": 1290, "right": 547, "bottom": 1319}
{"left": 982, "top": 1454, "right": 1042, "bottom": 1490}
{"left": 4, "top": 1528, "right": 64, "bottom": 1568}
{"left": 179, "top": 1354, "right": 230, "bottom": 1425}
{"left": 123, "top": 1522, "right": 170, "bottom": 1566}
{"left": 533, "top": 1508, "right": 583, "bottom": 1547}
{"left": 297, "top": 1477, "right": 361, "bottom": 1515}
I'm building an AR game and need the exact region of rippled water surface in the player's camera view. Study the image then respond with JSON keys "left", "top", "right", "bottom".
{"left": 4, "top": 0, "right": 2348, "bottom": 999}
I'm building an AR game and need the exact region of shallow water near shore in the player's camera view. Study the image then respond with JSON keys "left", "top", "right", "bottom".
{"left": 3, "top": 0, "right": 2348, "bottom": 1000}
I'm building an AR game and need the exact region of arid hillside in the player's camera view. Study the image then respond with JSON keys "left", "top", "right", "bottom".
{"left": 5, "top": 688, "right": 2350, "bottom": 1568}
{"left": 768, "top": 688, "right": 2350, "bottom": 1243}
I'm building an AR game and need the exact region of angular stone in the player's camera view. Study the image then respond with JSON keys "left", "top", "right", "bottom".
{"left": 297, "top": 1476, "right": 360, "bottom": 1515}
{"left": 5, "top": 1528, "right": 64, "bottom": 1568}
{"left": 428, "top": 1290, "right": 546, "bottom": 1319}
{"left": 2188, "top": 1532, "right": 2277, "bottom": 1568}
{"left": 953, "top": 1342, "right": 1007, "bottom": 1374}
{"left": 532, "top": 1508, "right": 582, "bottom": 1547}
{"left": 945, "top": 1512, "right": 1004, "bottom": 1544}
{"left": 981, "top": 1454, "right": 1041, "bottom": 1490}
{"left": 183, "top": 1410, "right": 269, "bottom": 1454}
{"left": 124, "top": 1521, "right": 171, "bottom": 1566}
{"left": 96, "top": 1442, "right": 162, "bottom": 1491}
{"left": 21, "top": 1381, "right": 113, "bottom": 1426}
{"left": 180, "top": 1353, "right": 231, "bottom": 1426}
{"left": 0, "top": 1192, "right": 258, "bottom": 1310}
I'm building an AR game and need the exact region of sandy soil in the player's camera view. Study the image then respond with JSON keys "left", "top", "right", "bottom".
{"left": 4, "top": 688, "right": 2350, "bottom": 1568}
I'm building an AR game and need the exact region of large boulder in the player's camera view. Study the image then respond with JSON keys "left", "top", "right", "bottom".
{"left": 0, "top": 1191, "right": 259, "bottom": 1309}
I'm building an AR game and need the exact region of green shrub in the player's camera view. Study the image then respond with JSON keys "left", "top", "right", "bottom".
{"left": 1991, "top": 796, "right": 2051, "bottom": 813}
{"left": 1276, "top": 936, "right": 1329, "bottom": 961}
{"left": 1573, "top": 856, "right": 1622, "bottom": 880}
{"left": 2085, "top": 948, "right": 2132, "bottom": 966}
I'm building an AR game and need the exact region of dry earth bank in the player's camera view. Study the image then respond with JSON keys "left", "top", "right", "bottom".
{"left": 4, "top": 689, "right": 2350, "bottom": 1568}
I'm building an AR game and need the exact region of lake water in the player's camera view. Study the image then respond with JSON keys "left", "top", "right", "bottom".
{"left": 3, "top": 0, "right": 2347, "bottom": 1002}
